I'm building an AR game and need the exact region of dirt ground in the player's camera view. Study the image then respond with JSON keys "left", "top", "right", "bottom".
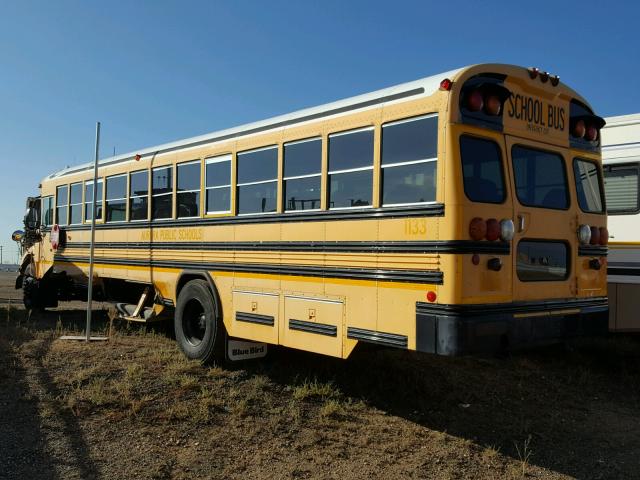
{"left": 1, "top": 272, "right": 639, "bottom": 480}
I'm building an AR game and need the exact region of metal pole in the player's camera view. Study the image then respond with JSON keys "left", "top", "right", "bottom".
{"left": 86, "top": 122, "right": 100, "bottom": 342}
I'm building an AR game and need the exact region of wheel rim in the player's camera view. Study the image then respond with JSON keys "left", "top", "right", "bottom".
{"left": 182, "top": 298, "right": 207, "bottom": 346}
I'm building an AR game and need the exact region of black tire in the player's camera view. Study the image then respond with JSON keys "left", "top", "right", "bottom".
{"left": 174, "top": 279, "right": 225, "bottom": 363}
{"left": 22, "top": 264, "right": 39, "bottom": 310}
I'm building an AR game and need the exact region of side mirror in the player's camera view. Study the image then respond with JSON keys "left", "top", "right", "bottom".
{"left": 12, "top": 230, "right": 25, "bottom": 242}
{"left": 23, "top": 207, "right": 39, "bottom": 230}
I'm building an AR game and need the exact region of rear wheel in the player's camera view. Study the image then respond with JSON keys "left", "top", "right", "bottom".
{"left": 174, "top": 279, "right": 225, "bottom": 363}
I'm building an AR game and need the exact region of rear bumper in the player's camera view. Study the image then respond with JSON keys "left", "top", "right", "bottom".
{"left": 416, "top": 297, "right": 608, "bottom": 356}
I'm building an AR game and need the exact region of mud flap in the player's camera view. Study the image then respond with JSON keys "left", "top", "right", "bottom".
{"left": 225, "top": 337, "right": 268, "bottom": 362}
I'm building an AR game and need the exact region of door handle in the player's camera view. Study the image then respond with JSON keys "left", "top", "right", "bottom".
{"left": 517, "top": 215, "right": 525, "bottom": 232}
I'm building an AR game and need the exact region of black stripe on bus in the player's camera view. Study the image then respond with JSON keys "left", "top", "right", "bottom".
{"left": 415, "top": 296, "right": 608, "bottom": 317}
{"left": 235, "top": 312, "right": 274, "bottom": 326}
{"left": 55, "top": 87, "right": 426, "bottom": 176}
{"left": 578, "top": 245, "right": 608, "bottom": 256}
{"left": 57, "top": 204, "right": 444, "bottom": 231}
{"left": 53, "top": 255, "right": 444, "bottom": 285}
{"left": 347, "top": 327, "right": 408, "bottom": 349}
{"left": 608, "top": 267, "right": 640, "bottom": 277}
{"left": 60, "top": 240, "right": 510, "bottom": 255}
{"left": 289, "top": 319, "right": 337, "bottom": 337}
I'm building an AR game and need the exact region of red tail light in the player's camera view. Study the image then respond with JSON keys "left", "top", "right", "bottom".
{"left": 485, "top": 95, "right": 501, "bottom": 116}
{"left": 426, "top": 291, "right": 437, "bottom": 302}
{"left": 599, "top": 227, "right": 609, "bottom": 245}
{"left": 467, "top": 90, "right": 484, "bottom": 112}
{"left": 486, "top": 218, "right": 500, "bottom": 241}
{"left": 585, "top": 124, "right": 598, "bottom": 141}
{"left": 469, "top": 217, "right": 486, "bottom": 241}
{"left": 572, "top": 119, "right": 586, "bottom": 138}
{"left": 590, "top": 226, "right": 601, "bottom": 245}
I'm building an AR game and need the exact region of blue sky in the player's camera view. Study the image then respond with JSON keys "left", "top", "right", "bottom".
{"left": 1, "top": 0, "right": 639, "bottom": 263}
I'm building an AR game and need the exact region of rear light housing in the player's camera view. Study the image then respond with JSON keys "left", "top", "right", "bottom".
{"left": 599, "top": 227, "right": 609, "bottom": 245}
{"left": 485, "top": 218, "right": 500, "bottom": 241}
{"left": 569, "top": 100, "right": 605, "bottom": 150}
{"left": 578, "top": 224, "right": 591, "bottom": 245}
{"left": 500, "top": 219, "right": 515, "bottom": 241}
{"left": 469, "top": 217, "right": 487, "bottom": 241}
{"left": 460, "top": 75, "right": 511, "bottom": 130}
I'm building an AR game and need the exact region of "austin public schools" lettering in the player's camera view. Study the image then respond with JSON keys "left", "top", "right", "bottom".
{"left": 506, "top": 93, "right": 565, "bottom": 135}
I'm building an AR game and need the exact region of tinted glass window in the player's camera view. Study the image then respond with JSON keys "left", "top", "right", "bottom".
{"left": 106, "top": 200, "right": 126, "bottom": 222}
{"left": 573, "top": 159, "right": 604, "bottom": 213}
{"left": 237, "top": 147, "right": 277, "bottom": 184}
{"left": 130, "top": 197, "right": 148, "bottom": 221}
{"left": 328, "top": 170, "right": 372, "bottom": 209}
{"left": 284, "top": 138, "right": 322, "bottom": 178}
{"left": 84, "top": 181, "right": 103, "bottom": 203}
{"left": 84, "top": 181, "right": 103, "bottom": 221}
{"left": 177, "top": 191, "right": 200, "bottom": 218}
{"left": 284, "top": 176, "right": 321, "bottom": 211}
{"left": 206, "top": 188, "right": 231, "bottom": 213}
{"left": 70, "top": 183, "right": 82, "bottom": 204}
{"left": 56, "top": 185, "right": 68, "bottom": 207}
{"left": 69, "top": 183, "right": 83, "bottom": 224}
{"left": 328, "top": 129, "right": 373, "bottom": 171}
{"left": 106, "top": 175, "right": 126, "bottom": 200}
{"left": 152, "top": 167, "right": 172, "bottom": 195}
{"left": 517, "top": 241, "right": 569, "bottom": 281}
{"left": 205, "top": 156, "right": 231, "bottom": 213}
{"left": 69, "top": 205, "right": 82, "bottom": 224}
{"left": 41, "top": 197, "right": 54, "bottom": 227}
{"left": 460, "top": 136, "right": 505, "bottom": 203}
{"left": 237, "top": 181, "right": 277, "bottom": 214}
{"left": 382, "top": 116, "right": 437, "bottom": 165}
{"left": 177, "top": 162, "right": 200, "bottom": 191}
{"left": 382, "top": 161, "right": 436, "bottom": 205}
{"left": 130, "top": 170, "right": 149, "bottom": 197}
{"left": 206, "top": 158, "right": 231, "bottom": 187}
{"left": 56, "top": 185, "right": 68, "bottom": 225}
{"left": 512, "top": 146, "right": 568, "bottom": 209}
{"left": 152, "top": 194, "right": 172, "bottom": 220}
{"left": 604, "top": 164, "right": 639, "bottom": 213}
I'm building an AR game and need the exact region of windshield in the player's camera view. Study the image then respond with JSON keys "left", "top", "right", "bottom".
{"left": 512, "top": 146, "right": 569, "bottom": 210}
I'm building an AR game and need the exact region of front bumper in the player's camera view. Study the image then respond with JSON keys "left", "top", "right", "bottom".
{"left": 416, "top": 297, "right": 609, "bottom": 356}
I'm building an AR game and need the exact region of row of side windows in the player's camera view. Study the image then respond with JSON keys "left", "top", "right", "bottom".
{"left": 43, "top": 114, "right": 438, "bottom": 225}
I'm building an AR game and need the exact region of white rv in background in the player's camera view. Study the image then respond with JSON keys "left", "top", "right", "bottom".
{"left": 602, "top": 113, "right": 640, "bottom": 331}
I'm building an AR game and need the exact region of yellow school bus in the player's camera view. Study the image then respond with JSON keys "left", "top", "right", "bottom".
{"left": 14, "top": 63, "right": 609, "bottom": 362}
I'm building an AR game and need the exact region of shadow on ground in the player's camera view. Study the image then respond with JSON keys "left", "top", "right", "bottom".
{"left": 0, "top": 309, "right": 105, "bottom": 480}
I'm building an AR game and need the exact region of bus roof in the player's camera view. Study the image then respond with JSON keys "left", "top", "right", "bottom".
{"left": 44, "top": 63, "right": 585, "bottom": 181}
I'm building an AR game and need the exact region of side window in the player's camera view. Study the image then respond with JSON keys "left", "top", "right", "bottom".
{"left": 381, "top": 115, "right": 437, "bottom": 206}
{"left": 573, "top": 159, "right": 604, "bottom": 214}
{"left": 604, "top": 163, "right": 639, "bottom": 214}
{"left": 56, "top": 185, "right": 68, "bottom": 225}
{"left": 106, "top": 174, "right": 127, "bottom": 222}
{"left": 177, "top": 161, "right": 201, "bottom": 218}
{"left": 512, "top": 146, "right": 568, "bottom": 209}
{"left": 237, "top": 146, "right": 278, "bottom": 214}
{"left": 84, "top": 180, "right": 103, "bottom": 221}
{"left": 460, "top": 136, "right": 505, "bottom": 204}
{"left": 152, "top": 166, "right": 173, "bottom": 220}
{"left": 41, "top": 196, "right": 54, "bottom": 227}
{"left": 205, "top": 155, "right": 231, "bottom": 214}
{"left": 283, "top": 138, "right": 321, "bottom": 211}
{"left": 69, "top": 183, "right": 83, "bottom": 224}
{"left": 129, "top": 170, "right": 149, "bottom": 221}
{"left": 328, "top": 127, "right": 373, "bottom": 209}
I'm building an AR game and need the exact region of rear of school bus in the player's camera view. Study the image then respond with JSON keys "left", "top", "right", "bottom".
{"left": 418, "top": 64, "right": 609, "bottom": 355}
